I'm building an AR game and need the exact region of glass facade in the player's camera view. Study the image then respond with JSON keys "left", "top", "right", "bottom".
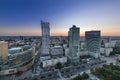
{"left": 41, "top": 21, "right": 50, "bottom": 56}
{"left": 68, "top": 25, "right": 80, "bottom": 63}
{"left": 8, "top": 47, "right": 34, "bottom": 67}
{"left": 85, "top": 31, "right": 101, "bottom": 58}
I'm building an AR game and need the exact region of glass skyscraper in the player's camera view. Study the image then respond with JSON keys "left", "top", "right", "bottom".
{"left": 85, "top": 31, "right": 101, "bottom": 58}
{"left": 68, "top": 25, "right": 80, "bottom": 63}
{"left": 41, "top": 21, "right": 50, "bottom": 56}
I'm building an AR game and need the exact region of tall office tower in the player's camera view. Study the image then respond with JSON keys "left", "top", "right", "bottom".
{"left": 85, "top": 31, "right": 101, "bottom": 58}
{"left": 68, "top": 25, "right": 80, "bottom": 63}
{"left": 41, "top": 21, "right": 50, "bottom": 56}
{"left": 107, "top": 36, "right": 111, "bottom": 42}
{"left": 0, "top": 41, "right": 8, "bottom": 63}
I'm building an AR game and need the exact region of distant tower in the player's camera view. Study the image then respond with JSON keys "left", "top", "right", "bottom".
{"left": 101, "top": 40, "right": 105, "bottom": 48}
{"left": 85, "top": 31, "right": 101, "bottom": 58}
{"left": 41, "top": 21, "right": 50, "bottom": 56}
{"left": 107, "top": 36, "right": 111, "bottom": 42}
{"left": 68, "top": 25, "right": 80, "bottom": 63}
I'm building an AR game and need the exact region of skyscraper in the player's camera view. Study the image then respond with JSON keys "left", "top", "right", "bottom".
{"left": 0, "top": 41, "right": 8, "bottom": 57}
{"left": 41, "top": 21, "right": 50, "bottom": 56}
{"left": 0, "top": 41, "right": 8, "bottom": 63}
{"left": 85, "top": 31, "right": 101, "bottom": 58}
{"left": 68, "top": 25, "right": 80, "bottom": 63}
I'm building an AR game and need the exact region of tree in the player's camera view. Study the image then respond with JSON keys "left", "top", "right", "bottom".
{"left": 71, "top": 73, "right": 89, "bottom": 80}
{"left": 92, "top": 64, "right": 120, "bottom": 80}
{"left": 105, "top": 75, "right": 112, "bottom": 80}
{"left": 55, "top": 62, "right": 63, "bottom": 69}
{"left": 81, "top": 72, "right": 89, "bottom": 79}
{"left": 71, "top": 74, "right": 83, "bottom": 80}
{"left": 94, "top": 68, "right": 100, "bottom": 75}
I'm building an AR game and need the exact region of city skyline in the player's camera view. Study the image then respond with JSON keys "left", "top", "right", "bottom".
{"left": 0, "top": 0, "right": 120, "bottom": 36}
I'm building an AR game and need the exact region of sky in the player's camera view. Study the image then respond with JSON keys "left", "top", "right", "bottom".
{"left": 0, "top": 0, "right": 120, "bottom": 36}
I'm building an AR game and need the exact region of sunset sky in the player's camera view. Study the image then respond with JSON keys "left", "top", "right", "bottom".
{"left": 0, "top": 0, "right": 120, "bottom": 36}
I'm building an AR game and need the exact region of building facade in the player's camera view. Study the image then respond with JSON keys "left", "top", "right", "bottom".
{"left": 8, "top": 46, "right": 35, "bottom": 68}
{"left": 41, "top": 21, "right": 50, "bottom": 56}
{"left": 0, "top": 41, "right": 8, "bottom": 63}
{"left": 50, "top": 46, "right": 63, "bottom": 56}
{"left": 85, "top": 31, "right": 101, "bottom": 58}
{"left": 42, "top": 57, "right": 67, "bottom": 68}
{"left": 0, "top": 44, "right": 36, "bottom": 76}
{"left": 68, "top": 25, "right": 80, "bottom": 63}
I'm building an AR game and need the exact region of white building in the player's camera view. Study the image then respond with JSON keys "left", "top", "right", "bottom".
{"left": 80, "top": 42, "right": 85, "bottom": 50}
{"left": 100, "top": 40, "right": 116, "bottom": 56}
{"left": 105, "top": 41, "right": 116, "bottom": 48}
{"left": 42, "top": 57, "right": 67, "bottom": 68}
{"left": 105, "top": 48, "right": 113, "bottom": 56}
{"left": 100, "top": 47, "right": 113, "bottom": 56}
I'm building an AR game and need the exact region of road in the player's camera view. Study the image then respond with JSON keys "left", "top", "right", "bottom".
{"left": 0, "top": 55, "right": 117, "bottom": 80}
{"left": 68, "top": 56, "right": 117, "bottom": 80}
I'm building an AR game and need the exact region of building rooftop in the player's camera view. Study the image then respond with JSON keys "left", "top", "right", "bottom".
{"left": 8, "top": 45, "right": 31, "bottom": 55}
{"left": 52, "top": 46, "right": 62, "bottom": 48}
{"left": 8, "top": 47, "right": 22, "bottom": 54}
{"left": 0, "top": 41, "right": 7, "bottom": 44}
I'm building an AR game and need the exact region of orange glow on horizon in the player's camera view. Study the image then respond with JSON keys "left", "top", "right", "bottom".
{"left": 0, "top": 31, "right": 119, "bottom": 36}
{"left": 0, "top": 26, "right": 120, "bottom": 36}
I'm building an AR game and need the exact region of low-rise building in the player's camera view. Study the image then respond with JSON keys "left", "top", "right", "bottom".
{"left": 115, "top": 40, "right": 120, "bottom": 48}
{"left": 105, "top": 48, "right": 113, "bottom": 56}
{"left": 100, "top": 48, "right": 113, "bottom": 56}
{"left": 8, "top": 45, "right": 35, "bottom": 68}
{"left": 50, "top": 46, "right": 63, "bottom": 56}
{"left": 41, "top": 57, "right": 67, "bottom": 68}
{"left": 105, "top": 41, "right": 116, "bottom": 48}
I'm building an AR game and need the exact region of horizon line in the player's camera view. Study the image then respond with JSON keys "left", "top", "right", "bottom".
{"left": 0, "top": 35, "right": 120, "bottom": 37}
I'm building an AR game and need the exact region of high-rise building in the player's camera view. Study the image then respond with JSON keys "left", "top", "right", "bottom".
{"left": 68, "top": 25, "right": 80, "bottom": 63}
{"left": 85, "top": 31, "right": 101, "bottom": 58}
{"left": 107, "top": 36, "right": 111, "bottom": 42}
{"left": 0, "top": 41, "right": 8, "bottom": 58}
{"left": 41, "top": 21, "right": 50, "bottom": 56}
{"left": 0, "top": 41, "right": 8, "bottom": 63}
